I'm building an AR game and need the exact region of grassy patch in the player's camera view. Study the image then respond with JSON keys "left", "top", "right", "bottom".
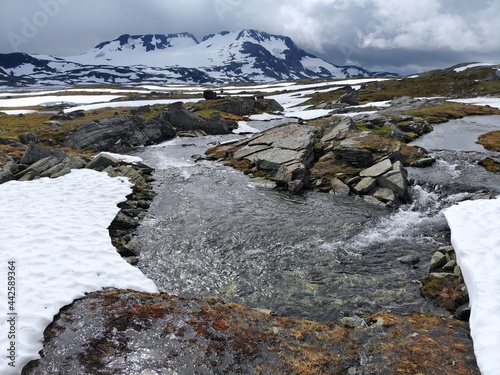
{"left": 358, "top": 66, "right": 500, "bottom": 102}
{"left": 403, "top": 102, "right": 500, "bottom": 123}
{"left": 477, "top": 130, "right": 500, "bottom": 151}
{"left": 0, "top": 107, "right": 134, "bottom": 161}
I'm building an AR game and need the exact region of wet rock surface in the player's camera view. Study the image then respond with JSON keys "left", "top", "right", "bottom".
{"left": 22, "top": 289, "right": 479, "bottom": 375}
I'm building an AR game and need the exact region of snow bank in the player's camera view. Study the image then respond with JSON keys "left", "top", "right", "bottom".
{"left": 448, "top": 97, "right": 500, "bottom": 110}
{"left": 444, "top": 198, "right": 500, "bottom": 375}
{"left": 0, "top": 95, "right": 122, "bottom": 108}
{"left": 453, "top": 63, "right": 499, "bottom": 72}
{"left": 0, "top": 169, "right": 158, "bottom": 375}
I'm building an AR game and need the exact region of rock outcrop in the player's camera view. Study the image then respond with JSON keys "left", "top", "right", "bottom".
{"left": 207, "top": 115, "right": 433, "bottom": 206}
{"left": 63, "top": 115, "right": 176, "bottom": 152}
{"left": 161, "top": 102, "right": 238, "bottom": 135}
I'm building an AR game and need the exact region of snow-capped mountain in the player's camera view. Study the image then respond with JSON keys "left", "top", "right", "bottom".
{"left": 0, "top": 29, "right": 397, "bottom": 87}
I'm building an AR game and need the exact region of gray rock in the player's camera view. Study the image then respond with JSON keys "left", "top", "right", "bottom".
{"left": 0, "top": 161, "right": 18, "bottom": 184}
{"left": 371, "top": 187, "right": 396, "bottom": 203}
{"left": 86, "top": 153, "right": 120, "bottom": 171}
{"left": 18, "top": 132, "right": 38, "bottom": 145}
{"left": 333, "top": 147, "right": 373, "bottom": 167}
{"left": 353, "top": 177, "right": 377, "bottom": 194}
{"left": 329, "top": 178, "right": 350, "bottom": 196}
{"left": 20, "top": 142, "right": 68, "bottom": 165}
{"left": 16, "top": 156, "right": 62, "bottom": 180}
{"left": 163, "top": 102, "right": 237, "bottom": 135}
{"left": 454, "top": 304, "right": 471, "bottom": 321}
{"left": 410, "top": 157, "right": 436, "bottom": 167}
{"left": 41, "top": 156, "right": 87, "bottom": 178}
{"left": 63, "top": 115, "right": 176, "bottom": 152}
{"left": 249, "top": 148, "right": 303, "bottom": 172}
{"left": 360, "top": 158, "right": 392, "bottom": 177}
{"left": 376, "top": 161, "right": 409, "bottom": 200}
{"left": 443, "top": 260, "right": 457, "bottom": 271}
{"left": 337, "top": 87, "right": 359, "bottom": 106}
{"left": 429, "top": 251, "right": 447, "bottom": 271}
{"left": 320, "top": 116, "right": 357, "bottom": 142}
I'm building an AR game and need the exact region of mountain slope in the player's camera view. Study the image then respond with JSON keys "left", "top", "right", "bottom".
{"left": 0, "top": 29, "right": 397, "bottom": 87}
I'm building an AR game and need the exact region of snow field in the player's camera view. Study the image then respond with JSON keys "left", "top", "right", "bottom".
{"left": 0, "top": 169, "right": 158, "bottom": 375}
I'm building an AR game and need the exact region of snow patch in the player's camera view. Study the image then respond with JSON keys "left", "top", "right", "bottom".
{"left": 0, "top": 170, "right": 158, "bottom": 375}
{"left": 444, "top": 198, "right": 500, "bottom": 375}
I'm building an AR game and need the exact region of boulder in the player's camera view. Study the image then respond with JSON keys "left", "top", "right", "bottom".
{"left": 18, "top": 133, "right": 38, "bottom": 145}
{"left": 208, "top": 97, "right": 256, "bottom": 116}
{"left": 163, "top": 102, "right": 237, "bottom": 134}
{"left": 353, "top": 177, "right": 377, "bottom": 195}
{"left": 39, "top": 156, "right": 88, "bottom": 178}
{"left": 203, "top": 90, "right": 218, "bottom": 100}
{"left": 376, "top": 161, "right": 409, "bottom": 201}
{"left": 429, "top": 251, "right": 447, "bottom": 271}
{"left": 329, "top": 178, "right": 351, "bottom": 196}
{"left": 253, "top": 98, "right": 284, "bottom": 112}
{"left": 20, "top": 142, "right": 68, "bottom": 165}
{"left": 63, "top": 115, "right": 176, "bottom": 152}
{"left": 86, "top": 153, "right": 120, "bottom": 171}
{"left": 359, "top": 158, "right": 392, "bottom": 177}
{"left": 16, "top": 156, "right": 63, "bottom": 180}
{"left": 0, "top": 161, "right": 18, "bottom": 184}
{"left": 337, "top": 86, "right": 359, "bottom": 106}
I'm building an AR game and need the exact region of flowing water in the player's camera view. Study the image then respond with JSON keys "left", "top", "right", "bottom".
{"left": 134, "top": 116, "right": 500, "bottom": 322}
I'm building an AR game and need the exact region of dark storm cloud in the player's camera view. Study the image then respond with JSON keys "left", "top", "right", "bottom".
{"left": 1, "top": 0, "right": 499, "bottom": 74}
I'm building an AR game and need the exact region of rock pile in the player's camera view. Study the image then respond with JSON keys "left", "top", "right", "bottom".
{"left": 420, "top": 245, "right": 470, "bottom": 321}
{"left": 206, "top": 116, "right": 434, "bottom": 206}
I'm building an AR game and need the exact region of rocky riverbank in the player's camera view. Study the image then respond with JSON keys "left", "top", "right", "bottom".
{"left": 21, "top": 289, "right": 479, "bottom": 375}
{"left": 206, "top": 113, "right": 434, "bottom": 207}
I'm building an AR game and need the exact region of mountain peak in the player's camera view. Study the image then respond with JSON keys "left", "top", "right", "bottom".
{"left": 1, "top": 29, "right": 398, "bottom": 86}
{"left": 94, "top": 32, "right": 199, "bottom": 52}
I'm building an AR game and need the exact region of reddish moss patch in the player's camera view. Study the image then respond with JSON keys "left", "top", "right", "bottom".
{"left": 420, "top": 275, "right": 468, "bottom": 312}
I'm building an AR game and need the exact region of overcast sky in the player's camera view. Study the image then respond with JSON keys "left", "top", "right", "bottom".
{"left": 1, "top": 0, "right": 499, "bottom": 74}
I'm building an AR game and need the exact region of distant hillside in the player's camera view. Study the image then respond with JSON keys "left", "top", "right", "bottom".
{"left": 0, "top": 29, "right": 398, "bottom": 87}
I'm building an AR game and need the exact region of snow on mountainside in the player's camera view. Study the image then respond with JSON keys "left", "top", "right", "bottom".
{"left": 0, "top": 29, "right": 397, "bottom": 87}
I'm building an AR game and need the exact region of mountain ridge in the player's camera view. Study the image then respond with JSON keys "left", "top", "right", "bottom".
{"left": 0, "top": 29, "right": 398, "bottom": 87}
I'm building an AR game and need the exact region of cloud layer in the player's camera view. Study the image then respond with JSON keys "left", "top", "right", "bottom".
{"left": 0, "top": 0, "right": 499, "bottom": 74}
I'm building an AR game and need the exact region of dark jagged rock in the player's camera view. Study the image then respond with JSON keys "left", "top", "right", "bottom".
{"left": 0, "top": 161, "right": 18, "bottom": 184}
{"left": 85, "top": 153, "right": 120, "bottom": 171}
{"left": 162, "top": 102, "right": 238, "bottom": 135}
{"left": 19, "top": 142, "right": 68, "bottom": 165}
{"left": 337, "top": 85, "right": 359, "bottom": 105}
{"left": 63, "top": 115, "right": 176, "bottom": 152}
{"left": 18, "top": 133, "right": 38, "bottom": 145}
{"left": 16, "top": 156, "right": 66, "bottom": 181}
{"left": 203, "top": 89, "right": 218, "bottom": 100}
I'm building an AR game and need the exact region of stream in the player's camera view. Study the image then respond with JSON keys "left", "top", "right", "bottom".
{"left": 134, "top": 115, "right": 500, "bottom": 322}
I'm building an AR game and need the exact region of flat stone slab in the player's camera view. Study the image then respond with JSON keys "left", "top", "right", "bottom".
{"left": 360, "top": 158, "right": 392, "bottom": 177}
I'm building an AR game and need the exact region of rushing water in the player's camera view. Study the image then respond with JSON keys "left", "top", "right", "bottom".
{"left": 134, "top": 116, "right": 500, "bottom": 322}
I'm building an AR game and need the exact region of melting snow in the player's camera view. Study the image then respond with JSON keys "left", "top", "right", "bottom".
{"left": 0, "top": 169, "right": 158, "bottom": 375}
{"left": 444, "top": 198, "right": 500, "bottom": 375}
